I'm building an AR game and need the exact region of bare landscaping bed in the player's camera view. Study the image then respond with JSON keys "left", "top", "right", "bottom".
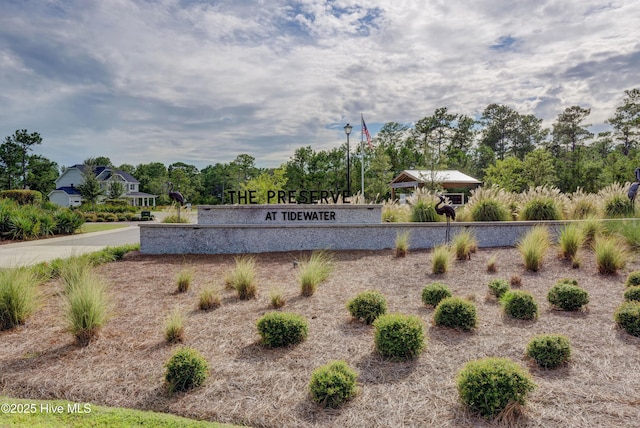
{"left": 1, "top": 247, "right": 639, "bottom": 427}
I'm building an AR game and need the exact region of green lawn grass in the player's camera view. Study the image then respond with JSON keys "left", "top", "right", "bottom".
{"left": 0, "top": 396, "right": 243, "bottom": 428}
{"left": 78, "top": 223, "right": 129, "bottom": 233}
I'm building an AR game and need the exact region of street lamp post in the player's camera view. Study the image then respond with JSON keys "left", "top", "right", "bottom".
{"left": 344, "top": 123, "right": 352, "bottom": 196}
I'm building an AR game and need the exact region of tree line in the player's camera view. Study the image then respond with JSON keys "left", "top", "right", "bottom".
{"left": 2, "top": 88, "right": 639, "bottom": 204}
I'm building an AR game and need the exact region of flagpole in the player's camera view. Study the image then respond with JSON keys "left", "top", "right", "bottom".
{"left": 360, "top": 113, "right": 365, "bottom": 199}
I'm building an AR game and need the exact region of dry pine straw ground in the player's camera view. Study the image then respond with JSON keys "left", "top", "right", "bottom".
{"left": 1, "top": 247, "right": 640, "bottom": 428}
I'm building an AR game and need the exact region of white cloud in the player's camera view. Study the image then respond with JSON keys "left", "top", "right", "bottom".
{"left": 0, "top": 0, "right": 639, "bottom": 169}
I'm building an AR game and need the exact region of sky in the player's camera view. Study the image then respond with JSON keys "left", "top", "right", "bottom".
{"left": 1, "top": 0, "right": 639, "bottom": 170}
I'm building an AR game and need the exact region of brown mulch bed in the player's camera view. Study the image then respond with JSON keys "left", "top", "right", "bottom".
{"left": 1, "top": 247, "right": 640, "bottom": 427}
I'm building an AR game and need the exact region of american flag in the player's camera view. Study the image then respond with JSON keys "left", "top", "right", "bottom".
{"left": 362, "top": 115, "right": 373, "bottom": 149}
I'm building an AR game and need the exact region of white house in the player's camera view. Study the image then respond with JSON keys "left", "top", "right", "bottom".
{"left": 389, "top": 169, "right": 482, "bottom": 204}
{"left": 48, "top": 164, "right": 157, "bottom": 207}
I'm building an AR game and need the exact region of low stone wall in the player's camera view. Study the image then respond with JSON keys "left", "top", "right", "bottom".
{"left": 140, "top": 221, "right": 569, "bottom": 255}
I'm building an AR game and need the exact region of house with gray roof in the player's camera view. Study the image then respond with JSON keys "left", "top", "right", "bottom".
{"left": 48, "top": 164, "right": 157, "bottom": 207}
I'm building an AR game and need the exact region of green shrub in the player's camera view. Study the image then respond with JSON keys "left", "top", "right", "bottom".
{"left": 421, "top": 282, "right": 452, "bottom": 307}
{"left": 487, "top": 279, "right": 509, "bottom": 299}
{"left": 308, "top": 360, "right": 358, "bottom": 408}
{"left": 457, "top": 357, "right": 535, "bottom": 419}
{"left": 614, "top": 301, "right": 640, "bottom": 337}
{"left": 625, "top": 271, "right": 640, "bottom": 288}
{"left": 451, "top": 230, "right": 477, "bottom": 260}
{"left": 470, "top": 200, "right": 510, "bottom": 222}
{"left": 547, "top": 280, "right": 589, "bottom": 311}
{"left": 557, "top": 224, "right": 585, "bottom": 260}
{"left": 0, "top": 189, "right": 43, "bottom": 204}
{"left": 347, "top": 290, "right": 388, "bottom": 324}
{"left": 54, "top": 209, "right": 85, "bottom": 234}
{"left": 594, "top": 236, "right": 627, "bottom": 275}
{"left": 7, "top": 213, "right": 40, "bottom": 240}
{"left": 526, "top": 334, "right": 571, "bottom": 369}
{"left": 257, "top": 312, "right": 308, "bottom": 348}
{"left": 164, "top": 347, "right": 208, "bottom": 393}
{"left": 624, "top": 286, "right": 640, "bottom": 302}
{"left": 411, "top": 199, "right": 438, "bottom": 222}
{"left": 0, "top": 268, "right": 40, "bottom": 330}
{"left": 433, "top": 297, "right": 477, "bottom": 331}
{"left": 298, "top": 250, "right": 334, "bottom": 296}
{"left": 501, "top": 290, "right": 538, "bottom": 320}
{"left": 373, "top": 313, "right": 425, "bottom": 360}
{"left": 517, "top": 226, "right": 550, "bottom": 272}
{"left": 431, "top": 245, "right": 451, "bottom": 274}
{"left": 519, "top": 198, "right": 561, "bottom": 220}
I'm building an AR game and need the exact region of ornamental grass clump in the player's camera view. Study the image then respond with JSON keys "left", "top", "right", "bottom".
{"left": 228, "top": 255, "right": 258, "bottom": 299}
{"left": 198, "top": 285, "right": 221, "bottom": 311}
{"left": 487, "top": 279, "right": 510, "bottom": 299}
{"left": 517, "top": 226, "right": 551, "bottom": 272}
{"left": 557, "top": 224, "right": 585, "bottom": 261}
{"left": 64, "top": 270, "right": 111, "bottom": 346}
{"left": 457, "top": 357, "right": 536, "bottom": 419}
{"left": 594, "top": 236, "right": 627, "bottom": 275}
{"left": 486, "top": 255, "right": 497, "bottom": 272}
{"left": 464, "top": 186, "right": 512, "bottom": 222}
{"left": 298, "top": 250, "right": 334, "bottom": 297}
{"left": 410, "top": 199, "right": 439, "bottom": 222}
{"left": 526, "top": 334, "right": 571, "bottom": 369}
{"left": 431, "top": 245, "right": 451, "bottom": 274}
{"left": 269, "top": 286, "right": 286, "bottom": 309}
{"left": 519, "top": 198, "right": 562, "bottom": 220}
{"left": 164, "top": 347, "right": 208, "bottom": 393}
{"left": 614, "top": 301, "right": 640, "bottom": 337}
{"left": 0, "top": 267, "right": 40, "bottom": 331}
{"left": 434, "top": 297, "right": 477, "bottom": 331}
{"left": 547, "top": 279, "right": 589, "bottom": 311}
{"left": 164, "top": 307, "right": 185, "bottom": 344}
{"left": 308, "top": 360, "right": 358, "bottom": 408}
{"left": 501, "top": 290, "right": 538, "bottom": 320}
{"left": 451, "top": 230, "right": 477, "bottom": 260}
{"left": 175, "top": 267, "right": 193, "bottom": 293}
{"left": 421, "top": 282, "right": 452, "bottom": 307}
{"left": 579, "top": 217, "right": 605, "bottom": 245}
{"left": 347, "top": 290, "right": 388, "bottom": 324}
{"left": 394, "top": 230, "right": 410, "bottom": 257}
{"left": 257, "top": 312, "right": 308, "bottom": 348}
{"left": 373, "top": 313, "right": 425, "bottom": 361}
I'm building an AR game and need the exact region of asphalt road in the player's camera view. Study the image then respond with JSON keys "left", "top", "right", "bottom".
{"left": 0, "top": 225, "right": 141, "bottom": 268}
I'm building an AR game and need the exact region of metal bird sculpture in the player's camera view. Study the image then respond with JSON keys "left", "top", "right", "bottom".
{"left": 628, "top": 167, "right": 640, "bottom": 204}
{"left": 435, "top": 194, "right": 456, "bottom": 243}
{"left": 167, "top": 181, "right": 185, "bottom": 206}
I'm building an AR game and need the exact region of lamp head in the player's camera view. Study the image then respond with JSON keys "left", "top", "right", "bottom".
{"left": 343, "top": 123, "right": 352, "bottom": 136}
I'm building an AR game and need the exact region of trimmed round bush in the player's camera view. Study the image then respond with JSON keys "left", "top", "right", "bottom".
{"left": 347, "top": 290, "right": 388, "bottom": 324}
{"left": 457, "top": 357, "right": 536, "bottom": 419}
{"left": 165, "top": 347, "right": 208, "bottom": 392}
{"left": 471, "top": 200, "right": 510, "bottom": 222}
{"left": 526, "top": 334, "right": 571, "bottom": 369}
{"left": 308, "top": 360, "right": 358, "bottom": 408}
{"left": 624, "top": 286, "right": 640, "bottom": 302}
{"left": 373, "top": 313, "right": 425, "bottom": 360}
{"left": 501, "top": 290, "right": 538, "bottom": 320}
{"left": 487, "top": 279, "right": 509, "bottom": 299}
{"left": 625, "top": 271, "right": 640, "bottom": 288}
{"left": 433, "top": 297, "right": 477, "bottom": 331}
{"left": 421, "top": 282, "right": 452, "bottom": 307}
{"left": 547, "top": 280, "right": 589, "bottom": 311}
{"left": 614, "top": 301, "right": 640, "bottom": 337}
{"left": 257, "top": 312, "right": 308, "bottom": 348}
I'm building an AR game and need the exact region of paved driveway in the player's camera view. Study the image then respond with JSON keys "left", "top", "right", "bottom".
{"left": 0, "top": 225, "right": 140, "bottom": 268}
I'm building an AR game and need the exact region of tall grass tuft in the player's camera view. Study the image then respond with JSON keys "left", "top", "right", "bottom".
{"left": 59, "top": 255, "right": 95, "bottom": 294}
{"left": 451, "top": 230, "right": 477, "bottom": 260}
{"left": 228, "top": 255, "right": 258, "bottom": 299}
{"left": 599, "top": 183, "right": 636, "bottom": 218}
{"left": 394, "top": 230, "right": 410, "bottom": 257}
{"left": 0, "top": 267, "right": 40, "bottom": 330}
{"left": 557, "top": 224, "right": 585, "bottom": 261}
{"left": 382, "top": 199, "right": 410, "bottom": 222}
{"left": 579, "top": 217, "right": 604, "bottom": 245}
{"left": 198, "top": 285, "right": 221, "bottom": 311}
{"left": 298, "top": 250, "right": 334, "bottom": 296}
{"left": 462, "top": 186, "right": 513, "bottom": 222}
{"left": 431, "top": 245, "right": 451, "bottom": 274}
{"left": 175, "top": 267, "right": 193, "bottom": 293}
{"left": 517, "top": 186, "right": 566, "bottom": 221}
{"left": 594, "top": 236, "right": 628, "bottom": 275}
{"left": 517, "top": 226, "right": 551, "bottom": 272}
{"left": 64, "top": 270, "right": 111, "bottom": 346}
{"left": 164, "top": 307, "right": 185, "bottom": 343}
{"left": 604, "top": 219, "right": 640, "bottom": 250}
{"left": 487, "top": 254, "right": 498, "bottom": 273}
{"left": 410, "top": 199, "right": 439, "bottom": 222}
{"left": 269, "top": 286, "right": 286, "bottom": 309}
{"left": 567, "top": 189, "right": 601, "bottom": 219}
